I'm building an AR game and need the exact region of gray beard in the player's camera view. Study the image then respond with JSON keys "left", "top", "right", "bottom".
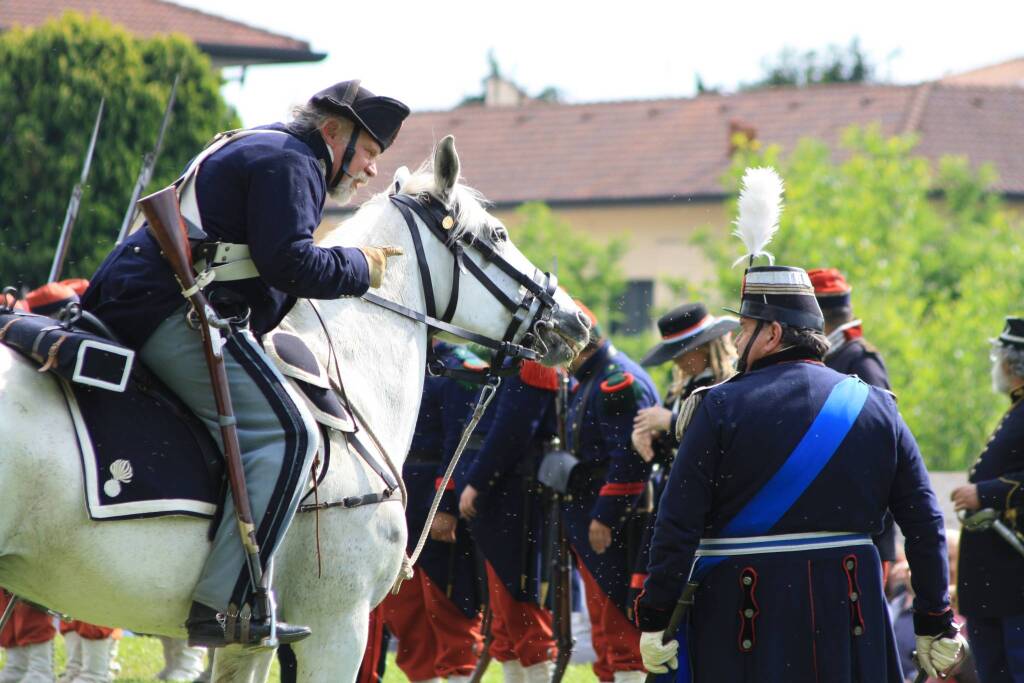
{"left": 992, "top": 359, "right": 1011, "bottom": 394}
{"left": 328, "top": 172, "right": 368, "bottom": 205}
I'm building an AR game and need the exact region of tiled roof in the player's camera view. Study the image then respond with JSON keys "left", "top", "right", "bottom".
{"left": 0, "top": 0, "right": 322, "bottom": 60}
{"left": 361, "top": 82, "right": 1024, "bottom": 206}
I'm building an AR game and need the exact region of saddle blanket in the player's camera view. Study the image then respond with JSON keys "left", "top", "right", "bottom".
{"left": 62, "top": 376, "right": 224, "bottom": 521}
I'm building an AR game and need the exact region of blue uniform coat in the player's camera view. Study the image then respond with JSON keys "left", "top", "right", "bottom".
{"left": 565, "top": 342, "right": 658, "bottom": 611}
{"left": 403, "top": 343, "right": 486, "bottom": 618}
{"left": 463, "top": 363, "right": 558, "bottom": 603}
{"left": 825, "top": 335, "right": 897, "bottom": 563}
{"left": 82, "top": 124, "right": 370, "bottom": 348}
{"left": 638, "top": 349, "right": 951, "bottom": 683}
{"left": 958, "top": 386, "right": 1024, "bottom": 618}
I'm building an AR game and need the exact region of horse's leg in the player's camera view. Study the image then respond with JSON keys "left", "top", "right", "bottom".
{"left": 211, "top": 645, "right": 275, "bottom": 683}
{"left": 291, "top": 604, "right": 370, "bottom": 683}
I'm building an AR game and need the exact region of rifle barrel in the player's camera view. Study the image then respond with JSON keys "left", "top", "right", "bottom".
{"left": 48, "top": 98, "right": 105, "bottom": 282}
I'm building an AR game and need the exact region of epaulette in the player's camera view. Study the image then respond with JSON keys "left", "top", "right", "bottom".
{"left": 675, "top": 386, "right": 711, "bottom": 442}
{"left": 599, "top": 366, "right": 640, "bottom": 415}
{"left": 519, "top": 361, "right": 559, "bottom": 391}
{"left": 450, "top": 345, "right": 489, "bottom": 372}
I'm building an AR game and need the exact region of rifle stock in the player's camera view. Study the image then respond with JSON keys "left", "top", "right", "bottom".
{"left": 137, "top": 185, "right": 270, "bottom": 623}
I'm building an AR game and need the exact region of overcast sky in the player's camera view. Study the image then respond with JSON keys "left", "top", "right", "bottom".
{"left": 175, "top": 0, "right": 1022, "bottom": 128}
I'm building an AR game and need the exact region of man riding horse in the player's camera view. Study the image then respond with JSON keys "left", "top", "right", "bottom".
{"left": 81, "top": 80, "right": 410, "bottom": 647}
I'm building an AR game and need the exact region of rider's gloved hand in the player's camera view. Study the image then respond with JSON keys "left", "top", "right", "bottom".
{"left": 360, "top": 246, "right": 404, "bottom": 288}
{"left": 915, "top": 615, "right": 967, "bottom": 679}
{"left": 640, "top": 630, "right": 679, "bottom": 674}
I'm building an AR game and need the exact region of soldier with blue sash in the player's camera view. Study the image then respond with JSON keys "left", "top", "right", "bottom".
{"left": 951, "top": 317, "right": 1024, "bottom": 682}
{"left": 81, "top": 81, "right": 409, "bottom": 645}
{"left": 809, "top": 267, "right": 898, "bottom": 582}
{"left": 635, "top": 168, "right": 966, "bottom": 682}
{"left": 382, "top": 342, "right": 488, "bottom": 683}
{"left": 458, "top": 361, "right": 561, "bottom": 683}
{"left": 564, "top": 304, "right": 659, "bottom": 683}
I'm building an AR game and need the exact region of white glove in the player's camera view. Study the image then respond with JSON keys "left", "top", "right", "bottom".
{"left": 640, "top": 630, "right": 679, "bottom": 675}
{"left": 915, "top": 630, "right": 966, "bottom": 679}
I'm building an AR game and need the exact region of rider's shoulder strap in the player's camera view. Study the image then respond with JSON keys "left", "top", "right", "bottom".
{"left": 125, "top": 128, "right": 291, "bottom": 241}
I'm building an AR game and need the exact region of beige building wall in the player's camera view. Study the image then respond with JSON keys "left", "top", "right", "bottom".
{"left": 494, "top": 201, "right": 732, "bottom": 312}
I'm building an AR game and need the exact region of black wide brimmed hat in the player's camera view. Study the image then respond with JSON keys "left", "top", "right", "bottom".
{"left": 640, "top": 302, "right": 739, "bottom": 367}
{"left": 724, "top": 265, "right": 824, "bottom": 332}
{"left": 309, "top": 80, "right": 410, "bottom": 150}
{"left": 995, "top": 317, "right": 1024, "bottom": 350}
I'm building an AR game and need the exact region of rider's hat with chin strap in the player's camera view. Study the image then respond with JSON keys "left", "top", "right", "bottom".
{"left": 309, "top": 80, "right": 410, "bottom": 186}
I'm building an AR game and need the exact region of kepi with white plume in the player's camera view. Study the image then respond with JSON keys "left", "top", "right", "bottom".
{"left": 724, "top": 167, "right": 824, "bottom": 333}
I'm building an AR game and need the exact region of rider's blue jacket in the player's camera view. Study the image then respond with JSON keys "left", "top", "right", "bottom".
{"left": 82, "top": 123, "right": 370, "bottom": 348}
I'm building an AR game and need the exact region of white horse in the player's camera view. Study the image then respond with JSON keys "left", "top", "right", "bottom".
{"left": 0, "top": 136, "right": 589, "bottom": 682}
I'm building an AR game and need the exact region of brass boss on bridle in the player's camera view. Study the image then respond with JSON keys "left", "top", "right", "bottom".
{"left": 361, "top": 192, "right": 559, "bottom": 382}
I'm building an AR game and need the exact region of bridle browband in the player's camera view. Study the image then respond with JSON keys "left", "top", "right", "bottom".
{"left": 361, "top": 192, "right": 559, "bottom": 381}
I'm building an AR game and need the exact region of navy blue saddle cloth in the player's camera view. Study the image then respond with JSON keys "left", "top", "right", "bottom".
{"left": 0, "top": 311, "right": 223, "bottom": 521}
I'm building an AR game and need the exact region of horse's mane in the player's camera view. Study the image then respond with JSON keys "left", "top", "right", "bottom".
{"left": 318, "top": 157, "right": 497, "bottom": 246}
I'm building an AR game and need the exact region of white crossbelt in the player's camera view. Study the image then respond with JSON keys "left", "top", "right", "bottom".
{"left": 194, "top": 242, "right": 259, "bottom": 282}
{"left": 695, "top": 531, "right": 873, "bottom": 557}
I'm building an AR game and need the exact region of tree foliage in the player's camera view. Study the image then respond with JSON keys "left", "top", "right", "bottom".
{"left": 693, "top": 126, "right": 1024, "bottom": 469}
{"left": 507, "top": 202, "right": 628, "bottom": 329}
{"left": 744, "top": 38, "right": 875, "bottom": 90}
{"left": 0, "top": 12, "right": 239, "bottom": 286}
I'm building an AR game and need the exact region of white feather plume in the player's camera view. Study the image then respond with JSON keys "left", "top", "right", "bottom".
{"left": 731, "top": 167, "right": 785, "bottom": 267}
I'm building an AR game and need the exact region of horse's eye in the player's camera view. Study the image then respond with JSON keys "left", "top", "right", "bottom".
{"left": 490, "top": 225, "right": 509, "bottom": 243}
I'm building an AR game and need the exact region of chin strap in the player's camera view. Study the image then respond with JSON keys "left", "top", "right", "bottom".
{"left": 736, "top": 319, "right": 765, "bottom": 373}
{"left": 329, "top": 124, "right": 362, "bottom": 190}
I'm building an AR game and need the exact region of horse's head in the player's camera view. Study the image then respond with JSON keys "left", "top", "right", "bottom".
{"left": 352, "top": 135, "right": 589, "bottom": 368}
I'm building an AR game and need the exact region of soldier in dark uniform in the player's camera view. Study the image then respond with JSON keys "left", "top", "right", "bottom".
{"left": 808, "top": 268, "right": 891, "bottom": 389}
{"left": 458, "top": 361, "right": 561, "bottom": 683}
{"left": 627, "top": 303, "right": 737, "bottom": 608}
{"left": 635, "top": 263, "right": 965, "bottom": 681}
{"left": 381, "top": 342, "right": 488, "bottom": 683}
{"left": 809, "top": 267, "right": 898, "bottom": 580}
{"left": 81, "top": 81, "right": 409, "bottom": 645}
{"left": 951, "top": 317, "right": 1024, "bottom": 682}
{"left": 563, "top": 304, "right": 658, "bottom": 683}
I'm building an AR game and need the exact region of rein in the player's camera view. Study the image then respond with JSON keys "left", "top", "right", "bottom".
{"left": 296, "top": 192, "right": 554, "bottom": 592}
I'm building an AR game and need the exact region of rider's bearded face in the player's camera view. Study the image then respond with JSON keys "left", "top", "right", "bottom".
{"left": 329, "top": 171, "right": 369, "bottom": 205}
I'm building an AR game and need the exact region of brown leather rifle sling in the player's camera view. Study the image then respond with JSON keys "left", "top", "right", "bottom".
{"left": 138, "top": 186, "right": 270, "bottom": 622}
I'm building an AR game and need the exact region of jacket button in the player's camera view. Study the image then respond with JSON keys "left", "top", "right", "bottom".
{"left": 850, "top": 592, "right": 858, "bottom": 602}
{"left": 845, "top": 559, "right": 855, "bottom": 570}
{"left": 743, "top": 608, "right": 754, "bottom": 618}
{"left": 853, "top": 626, "right": 863, "bottom": 636}
{"left": 742, "top": 576, "right": 753, "bottom": 586}
{"left": 133, "top": 246, "right": 141, "bottom": 254}
{"left": 741, "top": 639, "right": 752, "bottom": 650}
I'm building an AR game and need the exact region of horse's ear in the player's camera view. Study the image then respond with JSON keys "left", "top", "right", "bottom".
{"left": 391, "top": 166, "right": 410, "bottom": 195}
{"left": 433, "top": 135, "right": 460, "bottom": 200}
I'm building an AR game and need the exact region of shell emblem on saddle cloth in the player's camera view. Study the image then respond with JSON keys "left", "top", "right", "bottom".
{"left": 103, "top": 459, "right": 134, "bottom": 498}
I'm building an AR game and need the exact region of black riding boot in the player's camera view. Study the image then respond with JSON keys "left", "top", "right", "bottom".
{"left": 186, "top": 602, "right": 311, "bottom": 648}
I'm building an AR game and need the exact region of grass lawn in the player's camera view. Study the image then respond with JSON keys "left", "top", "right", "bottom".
{"left": 2, "top": 634, "right": 599, "bottom": 681}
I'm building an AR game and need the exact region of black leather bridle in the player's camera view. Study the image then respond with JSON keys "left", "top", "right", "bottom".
{"left": 361, "top": 193, "right": 559, "bottom": 382}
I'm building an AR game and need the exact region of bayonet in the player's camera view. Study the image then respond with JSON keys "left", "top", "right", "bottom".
{"left": 116, "top": 74, "right": 180, "bottom": 245}
{"left": 48, "top": 98, "right": 105, "bottom": 282}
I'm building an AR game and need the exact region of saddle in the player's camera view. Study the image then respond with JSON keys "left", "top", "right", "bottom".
{"left": 0, "top": 306, "right": 385, "bottom": 521}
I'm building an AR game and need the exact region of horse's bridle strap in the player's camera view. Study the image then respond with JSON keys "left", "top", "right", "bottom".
{"left": 362, "top": 291, "right": 538, "bottom": 361}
